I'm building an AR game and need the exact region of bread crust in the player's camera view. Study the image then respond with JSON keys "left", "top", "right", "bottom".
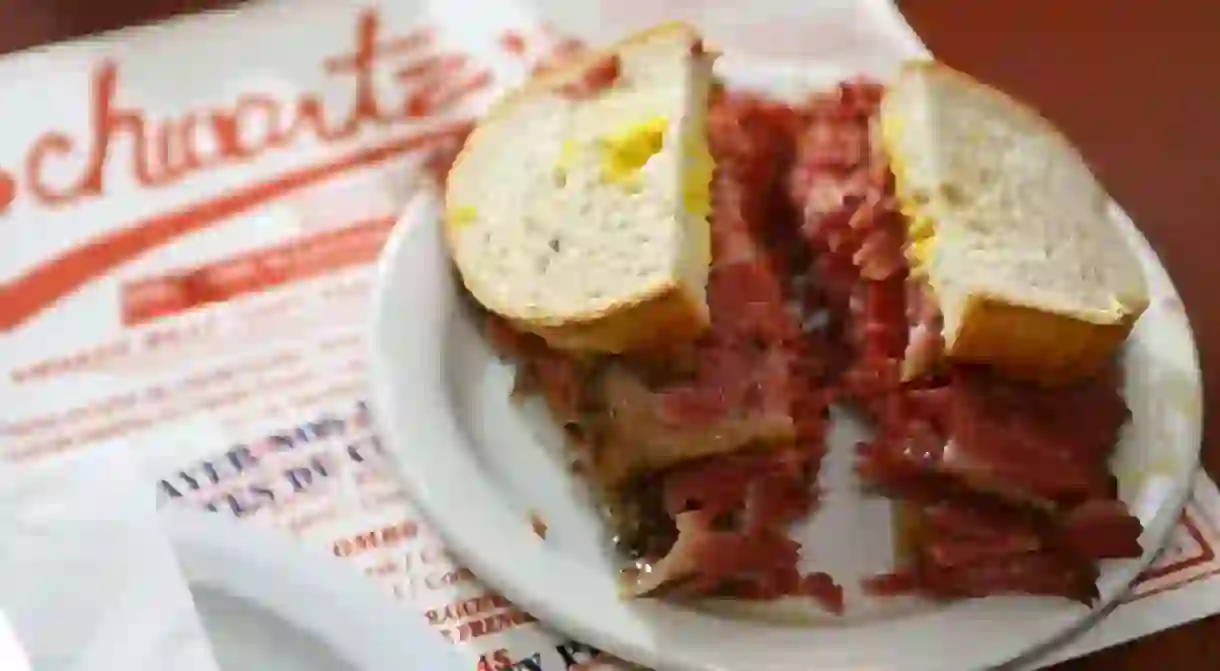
{"left": 523, "top": 281, "right": 709, "bottom": 353}
{"left": 947, "top": 294, "right": 1140, "bottom": 386}
{"left": 444, "top": 21, "right": 713, "bottom": 354}
{"left": 895, "top": 60, "right": 1073, "bottom": 150}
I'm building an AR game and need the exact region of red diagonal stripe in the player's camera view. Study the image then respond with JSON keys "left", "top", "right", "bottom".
{"left": 0, "top": 122, "right": 467, "bottom": 331}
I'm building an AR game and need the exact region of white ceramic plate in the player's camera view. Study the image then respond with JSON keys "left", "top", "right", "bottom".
{"left": 367, "top": 69, "right": 1203, "bottom": 671}
{"left": 164, "top": 509, "right": 460, "bottom": 671}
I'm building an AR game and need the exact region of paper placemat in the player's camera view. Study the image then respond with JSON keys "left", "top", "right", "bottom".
{"left": 0, "top": 2, "right": 1210, "bottom": 669}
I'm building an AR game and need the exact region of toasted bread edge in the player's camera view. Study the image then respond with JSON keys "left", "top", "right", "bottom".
{"left": 523, "top": 280, "right": 710, "bottom": 353}
{"left": 947, "top": 294, "right": 1144, "bottom": 386}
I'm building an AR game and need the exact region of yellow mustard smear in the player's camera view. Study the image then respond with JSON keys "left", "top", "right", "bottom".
{"left": 446, "top": 205, "right": 478, "bottom": 229}
{"left": 881, "top": 112, "right": 936, "bottom": 276}
{"left": 600, "top": 116, "right": 668, "bottom": 186}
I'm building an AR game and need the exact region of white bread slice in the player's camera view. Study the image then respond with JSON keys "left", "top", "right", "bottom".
{"left": 444, "top": 23, "right": 717, "bottom": 353}
{"left": 880, "top": 61, "right": 1149, "bottom": 385}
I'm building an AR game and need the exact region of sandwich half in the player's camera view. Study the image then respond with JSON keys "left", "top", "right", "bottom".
{"left": 445, "top": 22, "right": 716, "bottom": 353}
{"left": 881, "top": 61, "right": 1149, "bottom": 386}
{"left": 788, "top": 65, "right": 1147, "bottom": 603}
{"left": 449, "top": 25, "right": 841, "bottom": 608}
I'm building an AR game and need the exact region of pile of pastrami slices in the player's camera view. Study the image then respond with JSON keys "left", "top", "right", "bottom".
{"left": 471, "top": 80, "right": 1143, "bottom": 613}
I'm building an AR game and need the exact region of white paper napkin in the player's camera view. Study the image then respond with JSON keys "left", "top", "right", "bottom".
{"left": 0, "top": 449, "right": 221, "bottom": 671}
{"left": 0, "top": 610, "right": 31, "bottom": 671}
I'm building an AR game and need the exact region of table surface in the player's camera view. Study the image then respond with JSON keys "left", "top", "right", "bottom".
{"left": 2, "top": 1, "right": 1216, "bottom": 669}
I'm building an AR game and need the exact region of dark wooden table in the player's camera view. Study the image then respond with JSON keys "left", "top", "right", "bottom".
{"left": 4, "top": 1, "right": 1216, "bottom": 669}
